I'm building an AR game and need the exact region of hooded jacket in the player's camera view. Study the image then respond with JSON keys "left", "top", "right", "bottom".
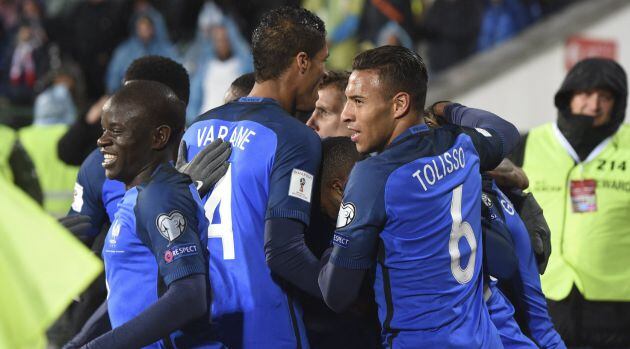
{"left": 554, "top": 58, "right": 627, "bottom": 161}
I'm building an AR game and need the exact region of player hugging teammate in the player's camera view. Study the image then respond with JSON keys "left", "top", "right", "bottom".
{"left": 61, "top": 6, "right": 566, "bottom": 349}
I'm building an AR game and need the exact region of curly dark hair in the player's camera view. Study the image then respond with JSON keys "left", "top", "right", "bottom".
{"left": 124, "top": 55, "right": 190, "bottom": 105}
{"left": 251, "top": 6, "right": 326, "bottom": 82}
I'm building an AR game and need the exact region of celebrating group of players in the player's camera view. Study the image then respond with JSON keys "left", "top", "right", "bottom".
{"left": 61, "top": 6, "right": 567, "bottom": 349}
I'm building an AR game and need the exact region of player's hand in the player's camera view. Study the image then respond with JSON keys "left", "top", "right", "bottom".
{"left": 176, "top": 139, "right": 232, "bottom": 197}
{"left": 423, "top": 101, "right": 451, "bottom": 127}
{"left": 518, "top": 193, "right": 552, "bottom": 274}
{"left": 487, "top": 159, "right": 529, "bottom": 190}
{"left": 58, "top": 215, "right": 92, "bottom": 237}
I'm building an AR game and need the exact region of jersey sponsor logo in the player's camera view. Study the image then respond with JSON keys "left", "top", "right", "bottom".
{"left": 71, "top": 182, "right": 84, "bottom": 212}
{"left": 164, "top": 243, "right": 198, "bottom": 264}
{"left": 412, "top": 146, "right": 466, "bottom": 192}
{"left": 336, "top": 202, "right": 356, "bottom": 228}
{"left": 288, "top": 169, "right": 313, "bottom": 203}
{"left": 156, "top": 211, "right": 187, "bottom": 242}
{"left": 332, "top": 233, "right": 351, "bottom": 248}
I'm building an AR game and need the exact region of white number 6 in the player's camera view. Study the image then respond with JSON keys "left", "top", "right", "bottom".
{"left": 449, "top": 184, "right": 477, "bottom": 284}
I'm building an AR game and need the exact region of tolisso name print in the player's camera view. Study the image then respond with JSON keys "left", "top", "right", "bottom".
{"left": 412, "top": 147, "right": 466, "bottom": 191}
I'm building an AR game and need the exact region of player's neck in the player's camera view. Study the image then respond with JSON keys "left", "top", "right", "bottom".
{"left": 386, "top": 115, "right": 422, "bottom": 147}
{"left": 125, "top": 156, "right": 170, "bottom": 190}
{"left": 248, "top": 79, "right": 297, "bottom": 114}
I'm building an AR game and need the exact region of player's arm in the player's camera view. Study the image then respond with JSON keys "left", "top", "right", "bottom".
{"left": 319, "top": 162, "right": 385, "bottom": 313}
{"left": 481, "top": 186, "right": 518, "bottom": 280}
{"left": 84, "top": 184, "right": 209, "bottom": 349}
{"left": 264, "top": 129, "right": 323, "bottom": 298}
{"left": 61, "top": 301, "right": 110, "bottom": 349}
{"left": 67, "top": 150, "right": 108, "bottom": 243}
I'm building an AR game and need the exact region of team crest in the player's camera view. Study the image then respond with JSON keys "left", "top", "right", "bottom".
{"left": 156, "top": 211, "right": 187, "bottom": 242}
{"left": 336, "top": 202, "right": 356, "bottom": 228}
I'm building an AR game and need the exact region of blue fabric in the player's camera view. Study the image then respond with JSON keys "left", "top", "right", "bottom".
{"left": 491, "top": 183, "right": 567, "bottom": 349}
{"left": 102, "top": 164, "right": 209, "bottom": 349}
{"left": 477, "top": 0, "right": 541, "bottom": 51}
{"left": 329, "top": 124, "right": 503, "bottom": 348}
{"left": 69, "top": 148, "right": 125, "bottom": 237}
{"left": 329, "top": 15, "right": 359, "bottom": 44}
{"left": 105, "top": 30, "right": 179, "bottom": 94}
{"left": 486, "top": 281, "right": 538, "bottom": 348}
{"left": 445, "top": 103, "right": 520, "bottom": 161}
{"left": 182, "top": 97, "right": 320, "bottom": 349}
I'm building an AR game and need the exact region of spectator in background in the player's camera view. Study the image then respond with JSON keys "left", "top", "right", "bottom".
{"left": 105, "top": 14, "right": 178, "bottom": 94}
{"left": 186, "top": 2, "right": 251, "bottom": 121}
{"left": 19, "top": 69, "right": 79, "bottom": 217}
{"left": 477, "top": 0, "right": 541, "bottom": 51}
{"left": 0, "top": 21, "right": 49, "bottom": 105}
{"left": 52, "top": 0, "right": 129, "bottom": 100}
{"left": 422, "top": 0, "right": 485, "bottom": 73}
{"left": 357, "top": 0, "right": 414, "bottom": 49}
{"left": 376, "top": 20, "right": 414, "bottom": 49}
{"left": 304, "top": 0, "right": 363, "bottom": 70}
{"left": 512, "top": 58, "right": 630, "bottom": 348}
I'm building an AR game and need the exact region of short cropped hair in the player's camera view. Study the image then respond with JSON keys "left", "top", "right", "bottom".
{"left": 321, "top": 137, "right": 362, "bottom": 186}
{"left": 251, "top": 6, "right": 326, "bottom": 82}
{"left": 319, "top": 70, "right": 350, "bottom": 94}
{"left": 352, "top": 45, "right": 428, "bottom": 110}
{"left": 124, "top": 55, "right": 190, "bottom": 105}
{"left": 113, "top": 80, "right": 185, "bottom": 147}
{"left": 230, "top": 72, "right": 256, "bottom": 96}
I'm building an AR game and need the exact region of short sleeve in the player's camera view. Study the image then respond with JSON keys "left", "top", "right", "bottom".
{"left": 265, "top": 128, "right": 321, "bottom": 226}
{"left": 68, "top": 150, "right": 106, "bottom": 237}
{"left": 136, "top": 184, "right": 207, "bottom": 286}
{"left": 461, "top": 126, "right": 503, "bottom": 172}
{"left": 329, "top": 161, "right": 387, "bottom": 270}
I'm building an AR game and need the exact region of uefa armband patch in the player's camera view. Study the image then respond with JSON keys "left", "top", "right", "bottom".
{"left": 71, "top": 182, "right": 84, "bottom": 212}
{"left": 156, "top": 210, "right": 187, "bottom": 242}
{"left": 288, "top": 169, "right": 313, "bottom": 203}
{"left": 336, "top": 202, "right": 356, "bottom": 228}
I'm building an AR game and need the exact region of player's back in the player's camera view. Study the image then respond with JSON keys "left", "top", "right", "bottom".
{"left": 354, "top": 124, "right": 501, "bottom": 348}
{"left": 183, "top": 97, "right": 319, "bottom": 348}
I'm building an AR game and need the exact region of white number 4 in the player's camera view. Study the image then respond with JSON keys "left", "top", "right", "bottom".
{"left": 448, "top": 184, "right": 477, "bottom": 284}
{"left": 204, "top": 165, "right": 235, "bottom": 260}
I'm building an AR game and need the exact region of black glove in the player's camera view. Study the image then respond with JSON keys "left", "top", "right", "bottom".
{"left": 508, "top": 190, "right": 552, "bottom": 274}
{"left": 176, "top": 139, "right": 231, "bottom": 197}
{"left": 58, "top": 215, "right": 92, "bottom": 237}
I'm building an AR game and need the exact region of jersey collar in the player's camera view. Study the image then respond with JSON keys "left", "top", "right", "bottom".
{"left": 238, "top": 96, "right": 281, "bottom": 106}
{"left": 388, "top": 124, "right": 430, "bottom": 148}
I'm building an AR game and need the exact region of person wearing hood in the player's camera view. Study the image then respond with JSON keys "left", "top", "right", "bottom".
{"left": 18, "top": 70, "right": 80, "bottom": 217}
{"left": 105, "top": 14, "right": 179, "bottom": 94}
{"left": 512, "top": 57, "right": 630, "bottom": 348}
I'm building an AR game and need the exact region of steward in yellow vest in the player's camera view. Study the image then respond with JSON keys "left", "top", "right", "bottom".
{"left": 513, "top": 58, "right": 630, "bottom": 347}
{"left": 20, "top": 80, "right": 79, "bottom": 217}
{"left": 0, "top": 124, "right": 42, "bottom": 203}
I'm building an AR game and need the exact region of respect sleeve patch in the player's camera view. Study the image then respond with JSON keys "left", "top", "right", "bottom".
{"left": 288, "top": 169, "right": 313, "bottom": 203}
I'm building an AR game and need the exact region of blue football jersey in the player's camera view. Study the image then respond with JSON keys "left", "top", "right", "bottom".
{"left": 182, "top": 97, "right": 320, "bottom": 349}
{"left": 69, "top": 148, "right": 125, "bottom": 236}
{"left": 490, "top": 183, "right": 566, "bottom": 349}
{"left": 103, "top": 164, "right": 211, "bottom": 349}
{"left": 331, "top": 123, "right": 504, "bottom": 348}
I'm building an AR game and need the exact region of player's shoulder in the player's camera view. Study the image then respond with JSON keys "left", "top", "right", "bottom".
{"left": 347, "top": 155, "right": 393, "bottom": 190}
{"left": 137, "top": 164, "right": 192, "bottom": 206}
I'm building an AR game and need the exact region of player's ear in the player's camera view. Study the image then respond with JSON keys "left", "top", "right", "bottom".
{"left": 296, "top": 52, "right": 309, "bottom": 74}
{"left": 153, "top": 124, "right": 172, "bottom": 150}
{"left": 392, "top": 92, "right": 411, "bottom": 119}
{"left": 331, "top": 178, "right": 345, "bottom": 197}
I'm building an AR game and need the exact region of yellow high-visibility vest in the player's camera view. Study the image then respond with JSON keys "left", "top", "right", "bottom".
{"left": 523, "top": 123, "right": 630, "bottom": 301}
{"left": 18, "top": 125, "right": 79, "bottom": 217}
